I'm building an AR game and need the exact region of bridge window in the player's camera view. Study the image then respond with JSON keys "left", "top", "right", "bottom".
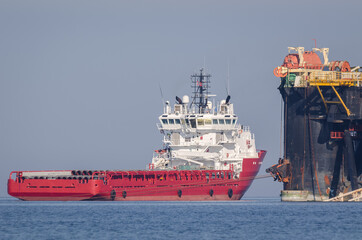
{"left": 162, "top": 119, "right": 168, "bottom": 124}
{"left": 169, "top": 119, "right": 174, "bottom": 124}
{"left": 213, "top": 119, "right": 218, "bottom": 124}
{"left": 219, "top": 119, "right": 225, "bottom": 124}
{"left": 225, "top": 119, "right": 231, "bottom": 124}
{"left": 233, "top": 119, "right": 236, "bottom": 124}
{"left": 197, "top": 119, "right": 204, "bottom": 126}
{"left": 175, "top": 119, "right": 181, "bottom": 124}
{"left": 205, "top": 119, "right": 212, "bottom": 125}
{"left": 190, "top": 119, "right": 196, "bottom": 128}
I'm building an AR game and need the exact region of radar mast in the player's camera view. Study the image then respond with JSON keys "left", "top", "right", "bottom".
{"left": 191, "top": 68, "right": 211, "bottom": 113}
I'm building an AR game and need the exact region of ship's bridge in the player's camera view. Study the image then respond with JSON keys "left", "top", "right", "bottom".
{"left": 152, "top": 69, "right": 258, "bottom": 172}
{"left": 157, "top": 101, "right": 238, "bottom": 131}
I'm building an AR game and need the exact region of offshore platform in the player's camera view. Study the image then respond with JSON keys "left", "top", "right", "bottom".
{"left": 267, "top": 46, "right": 362, "bottom": 201}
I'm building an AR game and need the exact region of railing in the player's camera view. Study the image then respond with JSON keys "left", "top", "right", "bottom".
{"left": 309, "top": 71, "right": 362, "bottom": 87}
{"left": 9, "top": 171, "right": 21, "bottom": 181}
{"left": 243, "top": 126, "right": 250, "bottom": 132}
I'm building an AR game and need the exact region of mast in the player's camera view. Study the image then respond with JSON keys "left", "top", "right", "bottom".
{"left": 191, "top": 68, "right": 211, "bottom": 113}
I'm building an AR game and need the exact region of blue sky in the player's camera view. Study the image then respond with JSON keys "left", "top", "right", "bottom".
{"left": 1, "top": 0, "right": 362, "bottom": 197}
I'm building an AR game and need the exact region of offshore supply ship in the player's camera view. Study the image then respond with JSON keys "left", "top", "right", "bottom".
{"left": 8, "top": 69, "right": 266, "bottom": 201}
{"left": 267, "top": 47, "right": 362, "bottom": 201}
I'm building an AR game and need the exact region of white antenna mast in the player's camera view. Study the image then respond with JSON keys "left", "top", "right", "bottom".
{"left": 158, "top": 83, "right": 165, "bottom": 109}
{"left": 227, "top": 59, "right": 230, "bottom": 95}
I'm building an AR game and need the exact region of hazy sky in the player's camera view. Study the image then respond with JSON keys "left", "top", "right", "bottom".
{"left": 1, "top": 0, "right": 362, "bottom": 197}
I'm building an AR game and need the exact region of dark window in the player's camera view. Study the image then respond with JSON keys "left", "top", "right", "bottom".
{"left": 190, "top": 119, "right": 196, "bottom": 128}
{"left": 175, "top": 119, "right": 181, "bottom": 124}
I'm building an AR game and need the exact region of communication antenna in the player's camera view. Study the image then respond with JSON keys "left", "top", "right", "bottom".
{"left": 227, "top": 59, "right": 230, "bottom": 95}
{"left": 158, "top": 83, "right": 165, "bottom": 108}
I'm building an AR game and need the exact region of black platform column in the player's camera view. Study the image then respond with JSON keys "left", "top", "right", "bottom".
{"left": 343, "top": 130, "right": 359, "bottom": 190}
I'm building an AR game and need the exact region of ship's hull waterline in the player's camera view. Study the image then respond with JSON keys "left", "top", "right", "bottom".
{"left": 8, "top": 151, "right": 265, "bottom": 201}
{"left": 8, "top": 69, "right": 266, "bottom": 201}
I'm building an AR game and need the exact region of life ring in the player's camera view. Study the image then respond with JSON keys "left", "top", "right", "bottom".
{"left": 209, "top": 189, "right": 214, "bottom": 197}
{"left": 273, "top": 67, "right": 287, "bottom": 78}
{"left": 228, "top": 189, "right": 233, "bottom": 199}
{"left": 110, "top": 189, "right": 116, "bottom": 201}
{"left": 177, "top": 189, "right": 182, "bottom": 198}
{"left": 122, "top": 190, "right": 127, "bottom": 198}
{"left": 273, "top": 67, "right": 279, "bottom": 77}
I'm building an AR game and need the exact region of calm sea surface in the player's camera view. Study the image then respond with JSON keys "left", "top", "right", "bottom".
{"left": 0, "top": 197, "right": 361, "bottom": 240}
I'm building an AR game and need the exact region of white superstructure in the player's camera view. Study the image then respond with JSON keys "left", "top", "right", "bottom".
{"left": 151, "top": 69, "right": 259, "bottom": 175}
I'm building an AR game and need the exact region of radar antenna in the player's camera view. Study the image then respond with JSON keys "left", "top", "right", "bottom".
{"left": 190, "top": 68, "right": 211, "bottom": 113}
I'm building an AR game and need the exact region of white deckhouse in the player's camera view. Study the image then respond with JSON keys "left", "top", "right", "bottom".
{"left": 151, "top": 69, "right": 259, "bottom": 176}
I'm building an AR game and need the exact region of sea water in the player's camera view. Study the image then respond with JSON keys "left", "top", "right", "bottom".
{"left": 0, "top": 197, "right": 361, "bottom": 240}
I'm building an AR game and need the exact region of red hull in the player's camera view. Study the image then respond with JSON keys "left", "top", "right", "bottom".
{"left": 8, "top": 151, "right": 266, "bottom": 201}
